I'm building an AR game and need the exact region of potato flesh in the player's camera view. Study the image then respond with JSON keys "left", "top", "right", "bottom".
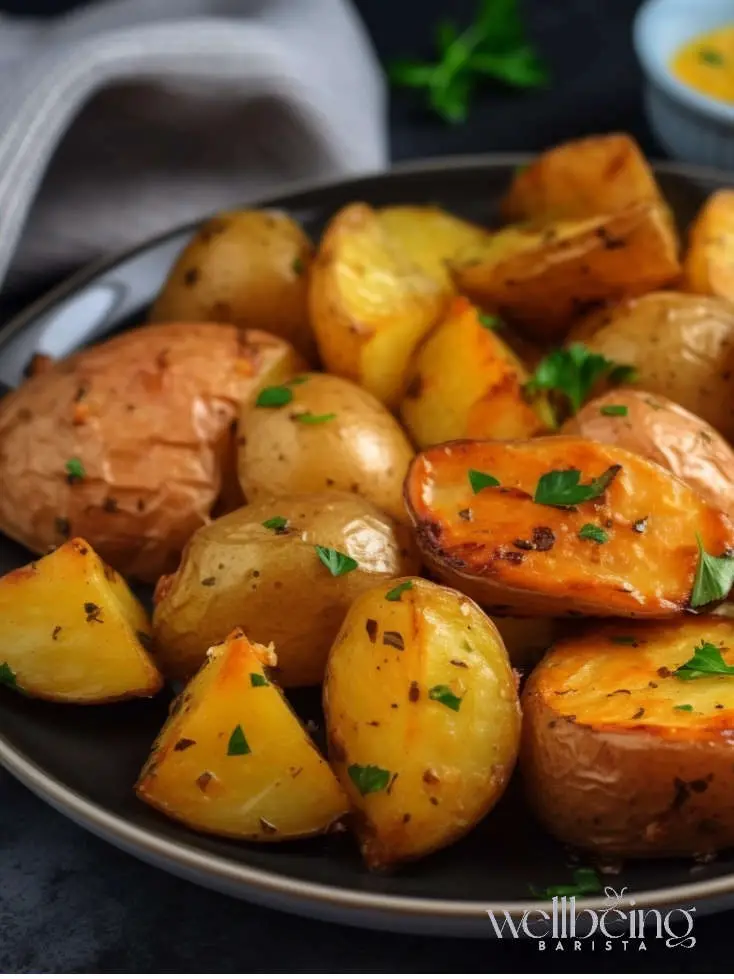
{"left": 0, "top": 538, "right": 161, "bottom": 702}
{"left": 684, "top": 190, "right": 734, "bottom": 303}
{"left": 324, "top": 577, "right": 520, "bottom": 868}
{"left": 405, "top": 436, "right": 734, "bottom": 617}
{"left": 136, "top": 631, "right": 348, "bottom": 840}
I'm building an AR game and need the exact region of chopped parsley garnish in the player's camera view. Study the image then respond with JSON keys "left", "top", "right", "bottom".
{"left": 600, "top": 404, "right": 628, "bottom": 417}
{"left": 0, "top": 662, "right": 17, "bottom": 689}
{"left": 428, "top": 684, "right": 463, "bottom": 711}
{"left": 292, "top": 256, "right": 305, "bottom": 275}
{"left": 256, "top": 385, "right": 294, "bottom": 407}
{"left": 578, "top": 523, "right": 609, "bottom": 544}
{"left": 227, "top": 724, "right": 251, "bottom": 756}
{"left": 468, "top": 468, "right": 500, "bottom": 493}
{"left": 295, "top": 412, "right": 336, "bottom": 425}
{"left": 530, "top": 867, "right": 602, "bottom": 899}
{"left": 478, "top": 312, "right": 502, "bottom": 331}
{"left": 523, "top": 343, "right": 637, "bottom": 414}
{"left": 348, "top": 763, "right": 392, "bottom": 795}
{"left": 533, "top": 465, "right": 620, "bottom": 508}
{"left": 690, "top": 534, "right": 734, "bottom": 608}
{"left": 315, "top": 546, "right": 358, "bottom": 577}
{"left": 386, "top": 581, "right": 413, "bottom": 602}
{"left": 65, "top": 457, "right": 85, "bottom": 482}
{"left": 610, "top": 635, "right": 637, "bottom": 646}
{"left": 700, "top": 48, "right": 725, "bottom": 66}
{"left": 674, "top": 704, "right": 693, "bottom": 712}
{"left": 250, "top": 673, "right": 269, "bottom": 688}
{"left": 262, "top": 515, "right": 288, "bottom": 532}
{"left": 674, "top": 641, "right": 734, "bottom": 681}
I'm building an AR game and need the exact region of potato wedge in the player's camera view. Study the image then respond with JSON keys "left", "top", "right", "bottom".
{"left": 522, "top": 617, "right": 734, "bottom": 857}
{"left": 400, "top": 297, "right": 554, "bottom": 447}
{"left": 684, "top": 190, "right": 734, "bottom": 303}
{"left": 324, "top": 577, "right": 520, "bottom": 869}
{"left": 0, "top": 538, "right": 162, "bottom": 702}
{"left": 136, "top": 629, "right": 348, "bottom": 840}
{"left": 569, "top": 292, "right": 734, "bottom": 441}
{"left": 451, "top": 203, "right": 680, "bottom": 342}
{"left": 309, "top": 203, "right": 448, "bottom": 407}
{"left": 502, "top": 133, "right": 667, "bottom": 223}
{"left": 563, "top": 388, "right": 734, "bottom": 517}
{"left": 150, "top": 210, "right": 316, "bottom": 361}
{"left": 405, "top": 436, "right": 734, "bottom": 618}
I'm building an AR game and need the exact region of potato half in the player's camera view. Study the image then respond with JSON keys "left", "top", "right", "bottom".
{"left": 404, "top": 436, "right": 734, "bottom": 618}
{"left": 136, "top": 629, "right": 348, "bottom": 840}
{"left": 684, "top": 190, "right": 734, "bottom": 303}
{"left": 324, "top": 577, "right": 521, "bottom": 869}
{"left": 522, "top": 617, "right": 734, "bottom": 857}
{"left": 0, "top": 538, "right": 162, "bottom": 702}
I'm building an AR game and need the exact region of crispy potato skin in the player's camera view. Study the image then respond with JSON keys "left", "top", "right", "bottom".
{"left": 136, "top": 629, "right": 348, "bottom": 840}
{"left": 238, "top": 372, "right": 414, "bottom": 523}
{"left": 153, "top": 492, "right": 421, "bottom": 686}
{"left": 563, "top": 388, "right": 734, "bottom": 516}
{"left": 309, "top": 203, "right": 448, "bottom": 408}
{"left": 404, "top": 436, "right": 734, "bottom": 618}
{"left": 0, "top": 323, "right": 303, "bottom": 582}
{"left": 0, "top": 538, "right": 162, "bottom": 702}
{"left": 451, "top": 203, "right": 680, "bottom": 342}
{"left": 569, "top": 291, "right": 734, "bottom": 441}
{"left": 522, "top": 618, "right": 734, "bottom": 857}
{"left": 400, "top": 297, "right": 554, "bottom": 448}
{"left": 324, "top": 577, "right": 520, "bottom": 869}
{"left": 150, "top": 210, "right": 316, "bottom": 361}
{"left": 684, "top": 190, "right": 734, "bottom": 303}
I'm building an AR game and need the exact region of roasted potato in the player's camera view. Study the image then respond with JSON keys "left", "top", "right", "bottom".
{"left": 684, "top": 190, "right": 734, "bottom": 303}
{"left": 400, "top": 297, "right": 554, "bottom": 448}
{"left": 324, "top": 577, "right": 520, "bottom": 869}
{"left": 502, "top": 133, "right": 667, "bottom": 223}
{"left": 153, "top": 491, "right": 420, "bottom": 686}
{"left": 0, "top": 538, "right": 162, "bottom": 702}
{"left": 451, "top": 203, "right": 680, "bottom": 342}
{"left": 136, "top": 628, "right": 348, "bottom": 840}
{"left": 522, "top": 617, "right": 734, "bottom": 857}
{"left": 150, "top": 210, "right": 316, "bottom": 361}
{"left": 238, "top": 372, "right": 414, "bottom": 523}
{"left": 405, "top": 436, "right": 734, "bottom": 618}
{"left": 569, "top": 292, "right": 734, "bottom": 441}
{"left": 0, "top": 323, "right": 303, "bottom": 582}
{"left": 309, "top": 202, "right": 448, "bottom": 408}
{"left": 563, "top": 388, "right": 734, "bottom": 516}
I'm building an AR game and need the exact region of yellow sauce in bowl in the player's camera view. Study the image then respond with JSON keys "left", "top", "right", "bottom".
{"left": 671, "top": 25, "right": 734, "bottom": 104}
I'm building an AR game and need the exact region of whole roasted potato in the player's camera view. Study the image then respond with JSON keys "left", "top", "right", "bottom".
{"left": 0, "top": 323, "right": 302, "bottom": 582}
{"left": 153, "top": 492, "right": 420, "bottom": 686}
{"left": 522, "top": 617, "right": 734, "bottom": 857}
{"left": 150, "top": 209, "right": 316, "bottom": 361}
{"left": 563, "top": 388, "right": 734, "bottom": 516}
{"left": 324, "top": 577, "right": 521, "bottom": 869}
{"left": 569, "top": 292, "right": 734, "bottom": 441}
{"left": 238, "top": 372, "right": 414, "bottom": 523}
{"left": 684, "top": 189, "right": 734, "bottom": 303}
{"left": 405, "top": 436, "right": 734, "bottom": 618}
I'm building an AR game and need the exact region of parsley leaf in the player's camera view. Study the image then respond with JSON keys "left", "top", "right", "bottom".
{"left": 478, "top": 312, "right": 502, "bottom": 331}
{"left": 700, "top": 48, "right": 725, "bottom": 66}
{"left": 292, "top": 256, "right": 305, "bottom": 276}
{"left": 250, "top": 673, "right": 269, "bottom": 688}
{"left": 227, "top": 724, "right": 251, "bottom": 756}
{"left": 600, "top": 404, "right": 628, "bottom": 417}
{"left": 674, "top": 704, "right": 693, "bottom": 711}
{"left": 262, "top": 515, "right": 288, "bottom": 532}
{"left": 386, "top": 581, "right": 414, "bottom": 602}
{"left": 533, "top": 465, "right": 620, "bottom": 508}
{"left": 524, "top": 343, "right": 637, "bottom": 415}
{"left": 315, "top": 546, "right": 358, "bottom": 577}
{"left": 348, "top": 763, "right": 392, "bottom": 795}
{"left": 674, "top": 641, "right": 734, "bottom": 681}
{"left": 610, "top": 635, "right": 638, "bottom": 646}
{"left": 690, "top": 534, "right": 734, "bottom": 608}
{"left": 0, "top": 662, "right": 17, "bottom": 689}
{"left": 428, "top": 684, "right": 463, "bottom": 711}
{"left": 295, "top": 412, "right": 336, "bottom": 425}
{"left": 468, "top": 469, "right": 500, "bottom": 493}
{"left": 256, "top": 385, "right": 293, "bottom": 407}
{"left": 65, "top": 457, "right": 85, "bottom": 481}
{"left": 530, "top": 867, "right": 602, "bottom": 899}
{"left": 578, "top": 523, "right": 609, "bottom": 544}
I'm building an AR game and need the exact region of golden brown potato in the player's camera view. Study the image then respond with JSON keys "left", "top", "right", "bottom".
{"left": 451, "top": 203, "right": 681, "bottom": 343}
{"left": 136, "top": 628, "right": 348, "bottom": 840}
{"left": 238, "top": 372, "right": 414, "bottom": 523}
{"left": 569, "top": 292, "right": 734, "bottom": 441}
{"left": 404, "top": 436, "right": 734, "bottom": 618}
{"left": 400, "top": 297, "right": 554, "bottom": 448}
{"left": 0, "top": 323, "right": 303, "bottom": 582}
{"left": 150, "top": 210, "right": 316, "bottom": 361}
{"left": 501, "top": 133, "right": 667, "bottom": 223}
{"left": 0, "top": 538, "right": 162, "bottom": 702}
{"left": 309, "top": 202, "right": 448, "bottom": 408}
{"left": 522, "top": 617, "right": 734, "bottom": 857}
{"left": 153, "top": 492, "right": 420, "bottom": 686}
{"left": 684, "top": 190, "right": 734, "bottom": 303}
{"left": 324, "top": 577, "right": 520, "bottom": 869}
{"left": 563, "top": 388, "right": 734, "bottom": 516}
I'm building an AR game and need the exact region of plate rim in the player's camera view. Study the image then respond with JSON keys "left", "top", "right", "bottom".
{"left": 3, "top": 151, "right": 734, "bottom": 929}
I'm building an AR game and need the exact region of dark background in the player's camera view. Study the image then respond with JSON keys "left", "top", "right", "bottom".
{"left": 0, "top": 0, "right": 726, "bottom": 973}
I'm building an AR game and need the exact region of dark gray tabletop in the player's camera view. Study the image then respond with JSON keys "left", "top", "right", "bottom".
{"left": 0, "top": 0, "right": 730, "bottom": 971}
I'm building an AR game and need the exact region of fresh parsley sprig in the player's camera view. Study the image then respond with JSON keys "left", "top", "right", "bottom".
{"left": 530, "top": 866, "right": 602, "bottom": 899}
{"left": 524, "top": 344, "right": 637, "bottom": 416}
{"left": 533, "top": 466, "right": 620, "bottom": 509}
{"left": 690, "top": 534, "right": 734, "bottom": 608}
{"left": 674, "top": 641, "right": 734, "bottom": 681}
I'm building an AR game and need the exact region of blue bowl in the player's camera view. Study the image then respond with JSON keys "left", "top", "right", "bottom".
{"left": 634, "top": 0, "right": 734, "bottom": 169}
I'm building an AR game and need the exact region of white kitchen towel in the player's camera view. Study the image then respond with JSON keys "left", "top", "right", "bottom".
{"left": 0, "top": 0, "right": 386, "bottom": 292}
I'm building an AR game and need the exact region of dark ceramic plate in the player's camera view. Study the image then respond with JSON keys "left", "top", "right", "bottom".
{"left": 2, "top": 156, "right": 734, "bottom": 937}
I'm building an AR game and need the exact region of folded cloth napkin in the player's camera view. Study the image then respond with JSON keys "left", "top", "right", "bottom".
{"left": 0, "top": 0, "right": 386, "bottom": 293}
